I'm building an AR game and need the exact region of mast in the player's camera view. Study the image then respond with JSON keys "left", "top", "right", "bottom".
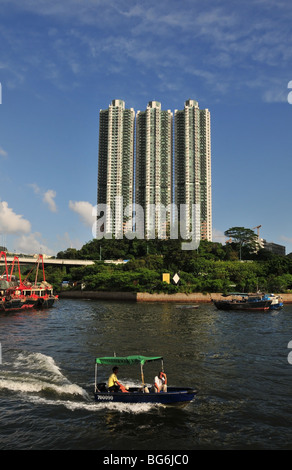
{"left": 94, "top": 362, "right": 98, "bottom": 393}
{"left": 0, "top": 251, "right": 8, "bottom": 279}
{"left": 8, "top": 256, "right": 22, "bottom": 283}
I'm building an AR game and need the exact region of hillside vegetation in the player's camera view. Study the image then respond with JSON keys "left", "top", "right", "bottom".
{"left": 49, "top": 237, "right": 292, "bottom": 294}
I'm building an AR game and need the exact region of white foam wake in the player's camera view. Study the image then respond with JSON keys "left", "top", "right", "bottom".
{"left": 0, "top": 351, "right": 161, "bottom": 413}
{"left": 0, "top": 351, "right": 89, "bottom": 400}
{"left": 0, "top": 377, "right": 88, "bottom": 397}
{"left": 27, "top": 394, "right": 158, "bottom": 413}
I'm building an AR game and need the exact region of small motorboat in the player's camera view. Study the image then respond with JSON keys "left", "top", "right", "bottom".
{"left": 94, "top": 355, "right": 197, "bottom": 405}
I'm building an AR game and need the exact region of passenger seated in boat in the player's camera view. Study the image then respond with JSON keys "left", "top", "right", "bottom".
{"left": 108, "top": 366, "right": 129, "bottom": 393}
{"left": 152, "top": 371, "right": 167, "bottom": 393}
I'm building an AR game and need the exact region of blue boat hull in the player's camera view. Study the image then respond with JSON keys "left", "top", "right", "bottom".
{"left": 94, "top": 386, "right": 197, "bottom": 404}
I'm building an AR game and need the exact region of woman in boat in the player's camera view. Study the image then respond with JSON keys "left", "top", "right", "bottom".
{"left": 153, "top": 371, "right": 167, "bottom": 393}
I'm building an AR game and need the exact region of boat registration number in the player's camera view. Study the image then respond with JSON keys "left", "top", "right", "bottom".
{"left": 97, "top": 395, "right": 113, "bottom": 401}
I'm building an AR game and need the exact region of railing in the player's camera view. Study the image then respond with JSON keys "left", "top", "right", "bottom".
{"left": 0, "top": 256, "right": 95, "bottom": 266}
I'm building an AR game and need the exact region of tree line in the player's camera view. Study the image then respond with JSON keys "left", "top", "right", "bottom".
{"left": 49, "top": 228, "right": 292, "bottom": 294}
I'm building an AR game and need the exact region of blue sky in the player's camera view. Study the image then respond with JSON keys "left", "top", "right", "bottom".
{"left": 0, "top": 0, "right": 292, "bottom": 255}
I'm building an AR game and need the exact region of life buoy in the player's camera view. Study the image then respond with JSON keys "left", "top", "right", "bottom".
{"left": 116, "top": 381, "right": 129, "bottom": 393}
{"left": 159, "top": 372, "right": 167, "bottom": 384}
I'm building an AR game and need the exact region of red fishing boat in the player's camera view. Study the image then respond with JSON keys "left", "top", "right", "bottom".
{"left": 0, "top": 252, "right": 58, "bottom": 311}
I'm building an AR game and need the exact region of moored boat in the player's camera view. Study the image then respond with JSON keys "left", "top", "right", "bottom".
{"left": 213, "top": 293, "right": 272, "bottom": 311}
{"left": 19, "top": 254, "right": 58, "bottom": 308}
{"left": 0, "top": 251, "right": 58, "bottom": 311}
{"left": 94, "top": 355, "right": 198, "bottom": 405}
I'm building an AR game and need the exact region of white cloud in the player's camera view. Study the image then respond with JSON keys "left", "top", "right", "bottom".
{"left": 29, "top": 183, "right": 41, "bottom": 194}
{"left": 29, "top": 184, "right": 57, "bottom": 212}
{"left": 0, "top": 201, "right": 31, "bottom": 234}
{"left": 14, "top": 232, "right": 54, "bottom": 255}
{"left": 280, "top": 235, "right": 292, "bottom": 244}
{"left": 2, "top": 0, "right": 292, "bottom": 103}
{"left": 56, "top": 231, "right": 84, "bottom": 251}
{"left": 69, "top": 200, "right": 95, "bottom": 227}
{"left": 0, "top": 199, "right": 55, "bottom": 255}
{"left": 262, "top": 88, "right": 287, "bottom": 103}
{"left": 0, "top": 147, "right": 8, "bottom": 158}
{"left": 43, "top": 189, "right": 57, "bottom": 212}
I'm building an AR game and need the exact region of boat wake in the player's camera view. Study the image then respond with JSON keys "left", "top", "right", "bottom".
{"left": 0, "top": 350, "right": 89, "bottom": 398}
{"left": 27, "top": 395, "right": 156, "bottom": 413}
{"left": 0, "top": 351, "right": 158, "bottom": 414}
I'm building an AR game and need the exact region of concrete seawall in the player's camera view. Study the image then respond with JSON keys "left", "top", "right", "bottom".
{"left": 59, "top": 290, "right": 137, "bottom": 301}
{"left": 59, "top": 291, "right": 292, "bottom": 303}
{"left": 136, "top": 292, "right": 215, "bottom": 302}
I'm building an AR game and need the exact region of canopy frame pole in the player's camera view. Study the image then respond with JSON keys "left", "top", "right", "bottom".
{"left": 141, "top": 363, "right": 145, "bottom": 386}
{"left": 161, "top": 358, "right": 164, "bottom": 372}
{"left": 94, "top": 363, "right": 97, "bottom": 393}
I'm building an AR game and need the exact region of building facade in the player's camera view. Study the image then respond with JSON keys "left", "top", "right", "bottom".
{"left": 97, "top": 99, "right": 135, "bottom": 236}
{"left": 174, "top": 100, "right": 212, "bottom": 241}
{"left": 135, "top": 101, "right": 173, "bottom": 238}
{"left": 260, "top": 239, "right": 286, "bottom": 256}
{"left": 97, "top": 98, "right": 212, "bottom": 243}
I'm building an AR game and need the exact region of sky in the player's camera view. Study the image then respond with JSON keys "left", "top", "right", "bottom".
{"left": 0, "top": 0, "right": 292, "bottom": 256}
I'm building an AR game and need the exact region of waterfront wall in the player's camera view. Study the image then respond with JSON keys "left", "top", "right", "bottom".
{"left": 59, "top": 291, "right": 292, "bottom": 303}
{"left": 59, "top": 290, "right": 137, "bottom": 301}
{"left": 136, "top": 292, "right": 215, "bottom": 302}
{"left": 59, "top": 291, "right": 217, "bottom": 302}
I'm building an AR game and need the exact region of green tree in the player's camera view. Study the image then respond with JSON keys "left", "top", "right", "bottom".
{"left": 224, "top": 227, "right": 258, "bottom": 260}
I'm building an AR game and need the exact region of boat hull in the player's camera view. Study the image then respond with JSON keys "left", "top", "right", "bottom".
{"left": 94, "top": 386, "right": 197, "bottom": 404}
{"left": 31, "top": 296, "right": 56, "bottom": 308}
{"left": 0, "top": 299, "right": 34, "bottom": 312}
{"left": 214, "top": 300, "right": 272, "bottom": 311}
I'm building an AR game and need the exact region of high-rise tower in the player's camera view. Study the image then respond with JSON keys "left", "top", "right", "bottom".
{"left": 174, "top": 100, "right": 212, "bottom": 241}
{"left": 97, "top": 99, "right": 135, "bottom": 236}
{"left": 97, "top": 98, "right": 212, "bottom": 244}
{"left": 135, "top": 101, "right": 173, "bottom": 238}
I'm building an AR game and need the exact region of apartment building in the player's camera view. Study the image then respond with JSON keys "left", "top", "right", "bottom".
{"left": 97, "top": 99, "right": 135, "bottom": 236}
{"left": 97, "top": 99, "right": 212, "bottom": 242}
{"left": 174, "top": 100, "right": 212, "bottom": 241}
{"left": 135, "top": 101, "right": 173, "bottom": 238}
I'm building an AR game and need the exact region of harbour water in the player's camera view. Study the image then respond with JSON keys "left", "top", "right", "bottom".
{"left": 0, "top": 298, "right": 291, "bottom": 450}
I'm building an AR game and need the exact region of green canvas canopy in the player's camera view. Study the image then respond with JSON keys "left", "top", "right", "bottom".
{"left": 95, "top": 355, "right": 163, "bottom": 366}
